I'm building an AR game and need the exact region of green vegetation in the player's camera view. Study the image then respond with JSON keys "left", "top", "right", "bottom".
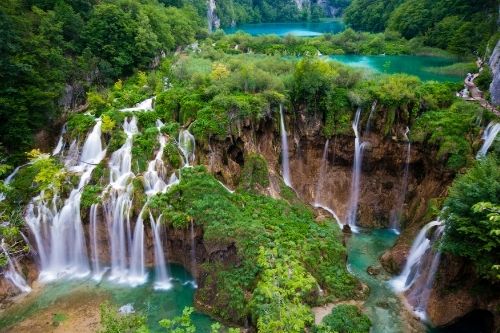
{"left": 184, "top": 0, "right": 349, "bottom": 27}
{"left": 239, "top": 153, "right": 270, "bottom": 192}
{"left": 412, "top": 101, "right": 485, "bottom": 170}
{"left": 314, "top": 304, "right": 371, "bottom": 333}
{"left": 132, "top": 127, "right": 160, "bottom": 173}
{"left": 441, "top": 156, "right": 500, "bottom": 282}
{"left": 344, "top": 0, "right": 498, "bottom": 56}
{"left": 0, "top": 0, "right": 205, "bottom": 164}
{"left": 99, "top": 302, "right": 148, "bottom": 333}
{"left": 149, "top": 166, "right": 357, "bottom": 330}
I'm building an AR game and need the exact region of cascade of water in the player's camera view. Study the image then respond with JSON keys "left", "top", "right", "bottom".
{"left": 390, "top": 128, "right": 411, "bottom": 233}
{"left": 120, "top": 97, "right": 155, "bottom": 112}
{"left": 90, "top": 203, "right": 105, "bottom": 281}
{"left": 1, "top": 243, "right": 31, "bottom": 293}
{"left": 178, "top": 129, "right": 196, "bottom": 167}
{"left": 346, "top": 107, "right": 364, "bottom": 229}
{"left": 150, "top": 214, "right": 171, "bottom": 290}
{"left": 105, "top": 117, "right": 138, "bottom": 284}
{"left": 190, "top": 220, "right": 198, "bottom": 287}
{"left": 312, "top": 203, "right": 343, "bottom": 228}
{"left": 410, "top": 225, "right": 445, "bottom": 320}
{"left": 390, "top": 220, "right": 442, "bottom": 292}
{"left": 314, "top": 139, "right": 329, "bottom": 205}
{"left": 365, "top": 100, "right": 377, "bottom": 134}
{"left": 129, "top": 210, "right": 147, "bottom": 286}
{"left": 476, "top": 122, "right": 500, "bottom": 159}
{"left": 52, "top": 124, "right": 67, "bottom": 156}
{"left": 64, "top": 139, "right": 80, "bottom": 169}
{"left": 279, "top": 104, "right": 292, "bottom": 187}
{"left": 143, "top": 124, "right": 168, "bottom": 195}
{"left": 5, "top": 163, "right": 30, "bottom": 185}
{"left": 207, "top": 0, "right": 216, "bottom": 32}
{"left": 26, "top": 120, "right": 105, "bottom": 281}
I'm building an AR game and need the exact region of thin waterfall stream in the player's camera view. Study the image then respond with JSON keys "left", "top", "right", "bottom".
{"left": 279, "top": 104, "right": 292, "bottom": 188}
{"left": 346, "top": 107, "right": 364, "bottom": 230}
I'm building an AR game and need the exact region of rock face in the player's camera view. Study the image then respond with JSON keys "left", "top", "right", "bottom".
{"left": 426, "top": 254, "right": 500, "bottom": 330}
{"left": 489, "top": 40, "right": 500, "bottom": 106}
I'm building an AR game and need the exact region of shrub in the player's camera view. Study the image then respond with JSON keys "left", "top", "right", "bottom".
{"left": 314, "top": 305, "right": 371, "bottom": 333}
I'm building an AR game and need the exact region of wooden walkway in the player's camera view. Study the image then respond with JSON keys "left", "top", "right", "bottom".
{"left": 462, "top": 60, "right": 500, "bottom": 117}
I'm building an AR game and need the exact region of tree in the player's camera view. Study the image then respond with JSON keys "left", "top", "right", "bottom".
{"left": 441, "top": 156, "right": 500, "bottom": 281}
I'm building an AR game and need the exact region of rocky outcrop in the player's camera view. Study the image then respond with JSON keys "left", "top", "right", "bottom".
{"left": 427, "top": 254, "right": 500, "bottom": 331}
{"left": 489, "top": 40, "right": 500, "bottom": 106}
{"left": 196, "top": 106, "right": 452, "bottom": 231}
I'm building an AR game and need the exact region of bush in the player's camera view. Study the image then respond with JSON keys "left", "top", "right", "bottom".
{"left": 314, "top": 305, "right": 371, "bottom": 333}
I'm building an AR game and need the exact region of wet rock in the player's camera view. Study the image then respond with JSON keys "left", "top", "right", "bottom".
{"left": 367, "top": 265, "right": 381, "bottom": 276}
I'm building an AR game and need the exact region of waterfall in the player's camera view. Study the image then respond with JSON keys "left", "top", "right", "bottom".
{"left": 313, "top": 139, "right": 343, "bottom": 228}
{"left": 52, "top": 123, "right": 67, "bottom": 156}
{"left": 150, "top": 214, "right": 171, "bottom": 290}
{"left": 90, "top": 204, "right": 105, "bottom": 281}
{"left": 189, "top": 220, "right": 198, "bottom": 287}
{"left": 390, "top": 128, "right": 411, "bottom": 233}
{"left": 129, "top": 211, "right": 147, "bottom": 286}
{"left": 314, "top": 139, "right": 329, "bottom": 205}
{"left": 144, "top": 123, "right": 167, "bottom": 195}
{"left": 207, "top": 0, "right": 220, "bottom": 32}
{"left": 105, "top": 117, "right": 138, "bottom": 284}
{"left": 279, "top": 105, "right": 292, "bottom": 187}
{"left": 26, "top": 120, "right": 105, "bottom": 281}
{"left": 410, "top": 225, "right": 445, "bottom": 321}
{"left": 120, "top": 97, "right": 155, "bottom": 112}
{"left": 476, "top": 122, "right": 500, "bottom": 159}
{"left": 346, "top": 107, "right": 364, "bottom": 229}
{"left": 178, "top": 129, "right": 196, "bottom": 167}
{"left": 390, "top": 220, "right": 442, "bottom": 292}
{"left": 365, "top": 100, "right": 377, "bottom": 134}
{"left": 1, "top": 243, "right": 31, "bottom": 293}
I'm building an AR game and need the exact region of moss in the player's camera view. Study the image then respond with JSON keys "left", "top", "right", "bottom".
{"left": 131, "top": 127, "right": 159, "bottom": 173}
{"left": 108, "top": 129, "right": 127, "bottom": 153}
{"left": 131, "top": 177, "right": 146, "bottom": 216}
{"left": 239, "top": 153, "right": 270, "bottom": 192}
{"left": 67, "top": 114, "right": 96, "bottom": 138}
{"left": 90, "top": 161, "right": 108, "bottom": 185}
{"left": 81, "top": 185, "right": 103, "bottom": 210}
{"left": 160, "top": 122, "right": 180, "bottom": 139}
{"left": 163, "top": 141, "right": 182, "bottom": 169}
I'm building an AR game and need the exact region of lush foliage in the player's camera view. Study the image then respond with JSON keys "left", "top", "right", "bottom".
{"left": 149, "top": 166, "right": 357, "bottom": 329}
{"left": 314, "top": 304, "right": 371, "bottom": 333}
{"left": 412, "top": 101, "right": 486, "bottom": 170}
{"left": 99, "top": 302, "right": 148, "bottom": 333}
{"left": 344, "top": 0, "right": 498, "bottom": 56}
{"left": 441, "top": 156, "right": 500, "bottom": 281}
{"left": 0, "top": 0, "right": 204, "bottom": 163}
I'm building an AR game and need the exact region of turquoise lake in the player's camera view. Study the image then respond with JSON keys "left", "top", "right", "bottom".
{"left": 224, "top": 20, "right": 345, "bottom": 36}
{"left": 0, "top": 264, "right": 213, "bottom": 332}
{"left": 330, "top": 55, "right": 461, "bottom": 82}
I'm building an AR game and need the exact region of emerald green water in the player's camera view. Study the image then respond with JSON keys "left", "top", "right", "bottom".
{"left": 0, "top": 264, "right": 213, "bottom": 332}
{"left": 347, "top": 229, "right": 405, "bottom": 333}
{"left": 224, "top": 20, "right": 345, "bottom": 36}
{"left": 330, "top": 55, "right": 461, "bottom": 82}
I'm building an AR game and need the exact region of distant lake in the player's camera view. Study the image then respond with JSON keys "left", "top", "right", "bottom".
{"left": 224, "top": 20, "right": 345, "bottom": 37}
{"left": 330, "top": 55, "right": 462, "bottom": 82}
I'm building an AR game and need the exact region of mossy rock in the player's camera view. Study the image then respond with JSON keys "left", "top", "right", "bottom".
{"left": 238, "top": 153, "right": 270, "bottom": 192}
